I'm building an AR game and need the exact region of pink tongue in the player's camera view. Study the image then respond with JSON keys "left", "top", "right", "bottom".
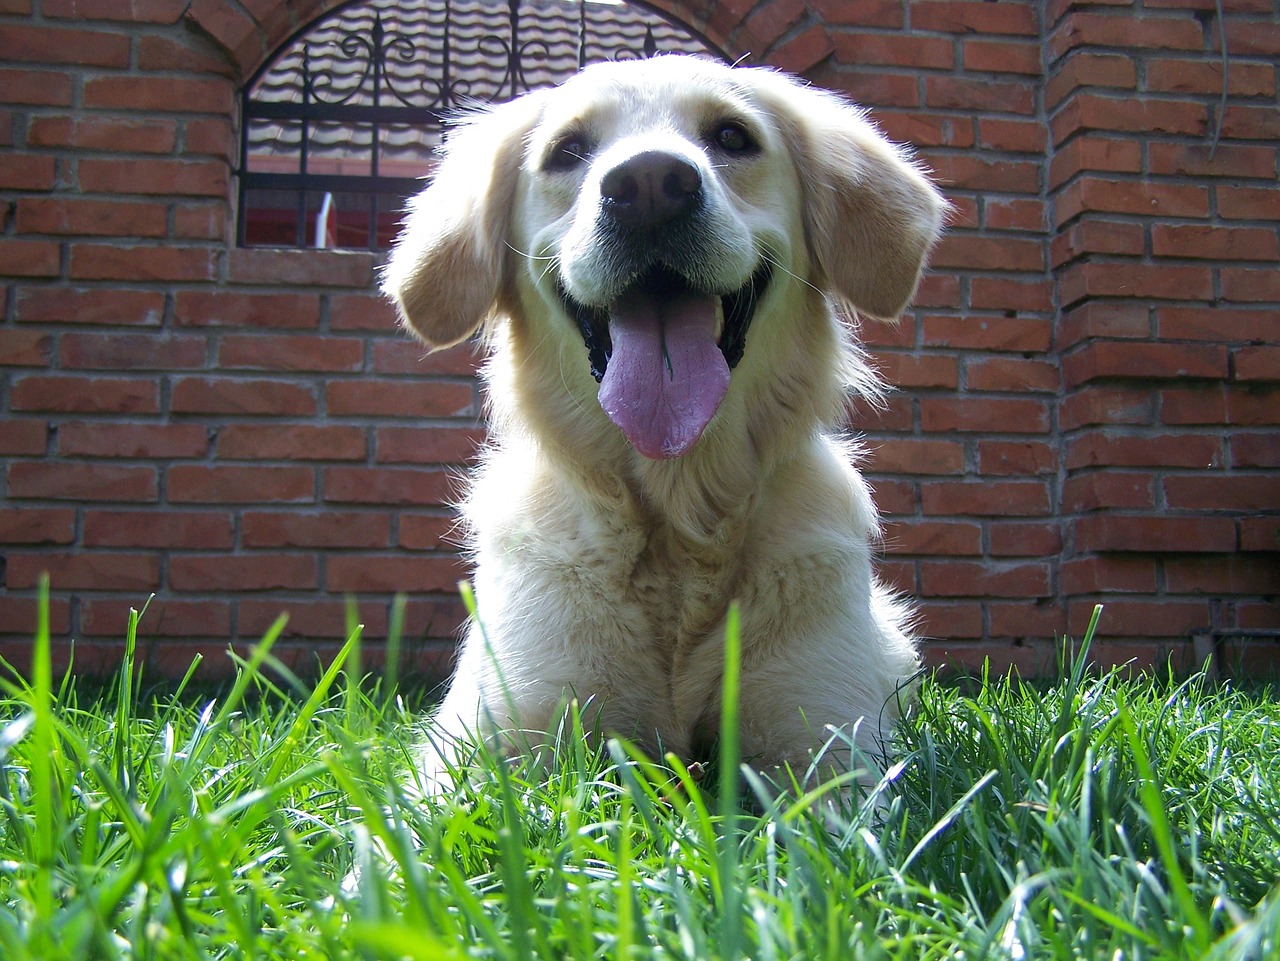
{"left": 598, "top": 287, "right": 729, "bottom": 459}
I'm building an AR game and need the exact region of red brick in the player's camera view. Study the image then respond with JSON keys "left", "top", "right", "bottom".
{"left": 78, "top": 158, "right": 227, "bottom": 197}
{"left": 1052, "top": 220, "right": 1145, "bottom": 267}
{"left": 1061, "top": 555, "right": 1159, "bottom": 595}
{"left": 70, "top": 244, "right": 215, "bottom": 283}
{"left": 173, "top": 203, "right": 226, "bottom": 241}
{"left": 58, "top": 422, "right": 208, "bottom": 458}
{"left": 217, "top": 424, "right": 366, "bottom": 461}
{"left": 1146, "top": 58, "right": 1276, "bottom": 98}
{"left": 0, "top": 239, "right": 61, "bottom": 277}
{"left": 0, "top": 329, "right": 51, "bottom": 366}
{"left": 27, "top": 115, "right": 177, "bottom": 153}
{"left": 8, "top": 460, "right": 158, "bottom": 501}
{"left": 883, "top": 520, "right": 982, "bottom": 556}
{"left": 1061, "top": 387, "right": 1153, "bottom": 430}
{"left": 932, "top": 232, "right": 1044, "bottom": 270}
{"left": 168, "top": 554, "right": 318, "bottom": 592}
{"left": 922, "top": 315, "right": 1051, "bottom": 352}
{"left": 1222, "top": 18, "right": 1280, "bottom": 56}
{"left": 920, "top": 560, "right": 1051, "bottom": 599}
{"left": 1050, "top": 12, "right": 1203, "bottom": 61}
{"left": 183, "top": 117, "right": 236, "bottom": 159}
{"left": 1219, "top": 185, "right": 1280, "bottom": 221}
{"left": 832, "top": 32, "right": 953, "bottom": 69}
{"left": 1233, "top": 433, "right": 1280, "bottom": 468}
{"left": 326, "top": 554, "right": 470, "bottom": 593}
{"left": 983, "top": 197, "right": 1046, "bottom": 232}
{"left": 60, "top": 332, "right": 206, "bottom": 370}
{"left": 16, "top": 198, "right": 168, "bottom": 238}
{"left": 872, "top": 353, "right": 959, "bottom": 389}
{"left": 0, "top": 508, "right": 75, "bottom": 545}
{"left": 1166, "top": 556, "right": 1280, "bottom": 595}
{"left": 325, "top": 381, "right": 476, "bottom": 418}
{"left": 83, "top": 509, "right": 234, "bottom": 548}
{"left": 238, "top": 599, "right": 390, "bottom": 640}
{"left": 5, "top": 552, "right": 160, "bottom": 591}
{"left": 1221, "top": 104, "right": 1280, "bottom": 141}
{"left": 1068, "top": 601, "right": 1213, "bottom": 639}
{"left": 399, "top": 514, "right": 459, "bottom": 551}
{"left": 969, "top": 278, "right": 1053, "bottom": 313}
{"left": 989, "top": 521, "right": 1062, "bottom": 557}
{"left": 1045, "top": 52, "right": 1137, "bottom": 109}
{"left": 920, "top": 396, "right": 1049, "bottom": 434}
{"left": 987, "top": 604, "right": 1067, "bottom": 644}
{"left": 914, "top": 1, "right": 1037, "bottom": 36}
{"left": 44, "top": 0, "right": 184, "bottom": 20}
{"left": 241, "top": 510, "right": 391, "bottom": 549}
{"left": 0, "top": 597, "right": 72, "bottom": 638}
{"left": 1073, "top": 515, "right": 1236, "bottom": 553}
{"left": 0, "top": 420, "right": 47, "bottom": 455}
{"left": 1153, "top": 224, "right": 1279, "bottom": 262}
{"left": 0, "top": 24, "right": 131, "bottom": 66}
{"left": 81, "top": 597, "right": 232, "bottom": 639}
{"left": 1164, "top": 475, "right": 1279, "bottom": 512}
{"left": 1058, "top": 303, "right": 1151, "bottom": 349}
{"left": 1222, "top": 268, "right": 1280, "bottom": 304}
{"left": 0, "top": 67, "right": 74, "bottom": 106}
{"left": 914, "top": 603, "right": 985, "bottom": 645}
{"left": 1052, "top": 92, "right": 1207, "bottom": 144}
{"left": 921, "top": 480, "right": 1050, "bottom": 516}
{"left": 864, "top": 439, "right": 965, "bottom": 475}
{"left": 83, "top": 75, "right": 230, "bottom": 113}
{"left": 1061, "top": 260, "right": 1217, "bottom": 305}
{"left": 925, "top": 76, "right": 1035, "bottom": 114}
{"left": 374, "top": 426, "right": 486, "bottom": 465}
{"left": 170, "top": 377, "right": 316, "bottom": 416}
{"left": 967, "top": 357, "right": 1058, "bottom": 393}
{"left": 137, "top": 34, "right": 236, "bottom": 75}
{"left": 1062, "top": 342, "right": 1229, "bottom": 387}
{"left": 1240, "top": 517, "right": 1280, "bottom": 552}
{"left": 219, "top": 334, "right": 363, "bottom": 372}
{"left": 1160, "top": 386, "right": 1228, "bottom": 426}
{"left": 1048, "top": 137, "right": 1142, "bottom": 189}
{"left": 1234, "top": 346, "right": 1280, "bottom": 383}
{"left": 1062, "top": 472, "right": 1155, "bottom": 512}
{"left": 11, "top": 375, "right": 159, "bottom": 414}
{"left": 174, "top": 291, "right": 321, "bottom": 329}
{"left": 1228, "top": 388, "right": 1280, "bottom": 425}
{"left": 830, "top": 71, "right": 920, "bottom": 108}
{"left": 371, "top": 339, "right": 484, "bottom": 377}
{"left": 977, "top": 440, "right": 1058, "bottom": 475}
{"left": 168, "top": 465, "right": 314, "bottom": 504}
{"left": 16, "top": 287, "right": 164, "bottom": 326}
{"left": 1157, "top": 307, "right": 1276, "bottom": 343}
{"left": 1066, "top": 432, "right": 1223, "bottom": 470}
{"left": 1148, "top": 142, "right": 1277, "bottom": 180}
{"left": 1055, "top": 178, "right": 1208, "bottom": 224}
{"left": 808, "top": 0, "right": 902, "bottom": 28}
{"left": 227, "top": 249, "right": 377, "bottom": 288}
{"left": 329, "top": 293, "right": 401, "bottom": 332}
{"left": 323, "top": 467, "right": 456, "bottom": 506}
{"left": 963, "top": 39, "right": 1040, "bottom": 75}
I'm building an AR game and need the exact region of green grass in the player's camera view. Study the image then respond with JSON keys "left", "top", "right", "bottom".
{"left": 2, "top": 583, "right": 1279, "bottom": 960}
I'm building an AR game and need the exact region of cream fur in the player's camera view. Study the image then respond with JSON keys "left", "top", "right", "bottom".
{"left": 383, "top": 56, "right": 947, "bottom": 787}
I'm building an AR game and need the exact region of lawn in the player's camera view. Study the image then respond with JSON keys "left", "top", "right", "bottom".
{"left": 2, "top": 586, "right": 1278, "bottom": 960}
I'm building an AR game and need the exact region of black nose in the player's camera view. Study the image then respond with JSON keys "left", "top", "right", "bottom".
{"left": 599, "top": 151, "right": 702, "bottom": 229}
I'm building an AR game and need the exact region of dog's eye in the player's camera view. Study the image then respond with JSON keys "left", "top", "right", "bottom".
{"left": 545, "top": 133, "right": 591, "bottom": 172}
{"left": 711, "top": 121, "right": 758, "bottom": 155}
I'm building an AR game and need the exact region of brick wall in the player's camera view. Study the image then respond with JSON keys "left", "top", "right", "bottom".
{"left": 1, "top": 0, "right": 1277, "bottom": 680}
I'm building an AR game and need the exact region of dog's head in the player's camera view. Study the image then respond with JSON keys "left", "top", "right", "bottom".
{"left": 384, "top": 56, "right": 945, "bottom": 461}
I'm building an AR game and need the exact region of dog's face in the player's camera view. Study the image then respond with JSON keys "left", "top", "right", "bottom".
{"left": 385, "top": 56, "right": 945, "bottom": 461}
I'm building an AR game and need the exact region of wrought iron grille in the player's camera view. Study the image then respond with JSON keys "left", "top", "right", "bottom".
{"left": 238, "top": 0, "right": 725, "bottom": 249}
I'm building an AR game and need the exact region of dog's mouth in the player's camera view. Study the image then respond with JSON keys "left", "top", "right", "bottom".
{"left": 557, "top": 263, "right": 771, "bottom": 459}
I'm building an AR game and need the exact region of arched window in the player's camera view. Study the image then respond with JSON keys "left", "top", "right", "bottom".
{"left": 238, "top": 0, "right": 725, "bottom": 249}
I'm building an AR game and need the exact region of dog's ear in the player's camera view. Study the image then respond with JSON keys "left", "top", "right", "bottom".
{"left": 382, "top": 94, "right": 546, "bottom": 349}
{"left": 751, "top": 70, "right": 947, "bottom": 321}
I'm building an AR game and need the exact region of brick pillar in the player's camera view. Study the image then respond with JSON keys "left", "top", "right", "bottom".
{"left": 1048, "top": 0, "right": 1280, "bottom": 668}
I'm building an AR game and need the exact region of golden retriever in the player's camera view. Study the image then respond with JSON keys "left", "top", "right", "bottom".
{"left": 383, "top": 55, "right": 946, "bottom": 788}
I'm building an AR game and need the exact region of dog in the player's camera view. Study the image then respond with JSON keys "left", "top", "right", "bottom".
{"left": 383, "top": 55, "right": 946, "bottom": 790}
